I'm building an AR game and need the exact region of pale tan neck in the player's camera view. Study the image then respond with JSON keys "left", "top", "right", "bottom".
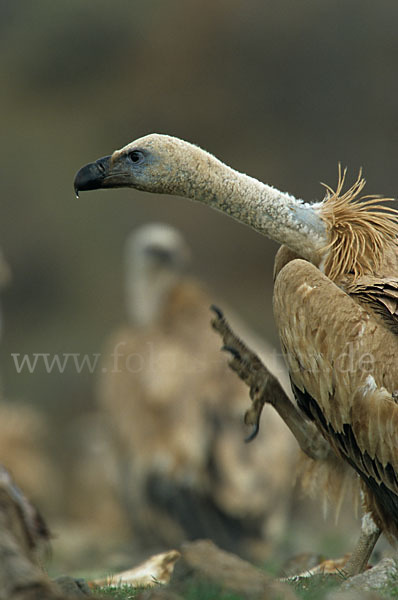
{"left": 176, "top": 148, "right": 327, "bottom": 263}
{"left": 126, "top": 265, "right": 180, "bottom": 327}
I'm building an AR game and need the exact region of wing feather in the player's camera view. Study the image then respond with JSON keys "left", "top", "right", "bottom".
{"left": 342, "top": 276, "right": 398, "bottom": 334}
{"left": 273, "top": 258, "right": 398, "bottom": 533}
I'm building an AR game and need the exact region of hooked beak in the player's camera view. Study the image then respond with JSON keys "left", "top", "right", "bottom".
{"left": 73, "top": 155, "right": 112, "bottom": 198}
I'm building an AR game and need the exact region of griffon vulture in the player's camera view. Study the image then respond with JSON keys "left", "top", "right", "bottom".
{"left": 96, "top": 222, "right": 296, "bottom": 559}
{"left": 75, "top": 134, "right": 398, "bottom": 574}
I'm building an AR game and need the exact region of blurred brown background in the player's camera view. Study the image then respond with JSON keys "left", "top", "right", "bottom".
{"left": 1, "top": 0, "right": 397, "bottom": 461}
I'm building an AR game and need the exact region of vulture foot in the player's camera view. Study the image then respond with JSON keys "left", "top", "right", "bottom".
{"left": 341, "top": 525, "right": 381, "bottom": 577}
{"left": 211, "top": 305, "right": 272, "bottom": 441}
{"left": 210, "top": 305, "right": 330, "bottom": 460}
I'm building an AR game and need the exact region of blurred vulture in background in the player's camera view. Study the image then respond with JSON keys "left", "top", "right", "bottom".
{"left": 97, "top": 223, "right": 297, "bottom": 560}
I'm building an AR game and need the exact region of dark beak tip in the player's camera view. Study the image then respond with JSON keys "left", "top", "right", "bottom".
{"left": 73, "top": 161, "right": 104, "bottom": 195}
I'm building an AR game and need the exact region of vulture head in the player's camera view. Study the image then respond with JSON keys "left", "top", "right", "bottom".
{"left": 74, "top": 134, "right": 209, "bottom": 198}
{"left": 125, "top": 223, "right": 191, "bottom": 327}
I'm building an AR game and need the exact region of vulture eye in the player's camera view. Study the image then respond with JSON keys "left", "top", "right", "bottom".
{"left": 128, "top": 150, "right": 145, "bottom": 165}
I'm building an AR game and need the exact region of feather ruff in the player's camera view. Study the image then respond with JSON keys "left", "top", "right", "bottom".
{"left": 319, "top": 166, "right": 398, "bottom": 281}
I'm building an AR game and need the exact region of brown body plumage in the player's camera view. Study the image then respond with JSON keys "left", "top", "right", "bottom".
{"left": 75, "top": 134, "right": 398, "bottom": 569}
{"left": 274, "top": 172, "right": 398, "bottom": 541}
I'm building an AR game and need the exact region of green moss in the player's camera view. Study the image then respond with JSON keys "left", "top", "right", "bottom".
{"left": 288, "top": 574, "right": 342, "bottom": 600}
{"left": 184, "top": 579, "right": 246, "bottom": 600}
{"left": 93, "top": 580, "right": 246, "bottom": 600}
{"left": 379, "top": 562, "right": 398, "bottom": 598}
{"left": 93, "top": 583, "right": 143, "bottom": 599}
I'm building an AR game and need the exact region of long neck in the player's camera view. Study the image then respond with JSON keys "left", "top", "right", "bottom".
{"left": 126, "top": 265, "right": 179, "bottom": 327}
{"left": 178, "top": 150, "right": 327, "bottom": 263}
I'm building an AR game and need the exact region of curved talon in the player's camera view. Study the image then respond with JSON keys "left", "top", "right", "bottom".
{"left": 221, "top": 345, "right": 241, "bottom": 360}
{"left": 245, "top": 422, "right": 260, "bottom": 443}
{"left": 210, "top": 304, "right": 224, "bottom": 319}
